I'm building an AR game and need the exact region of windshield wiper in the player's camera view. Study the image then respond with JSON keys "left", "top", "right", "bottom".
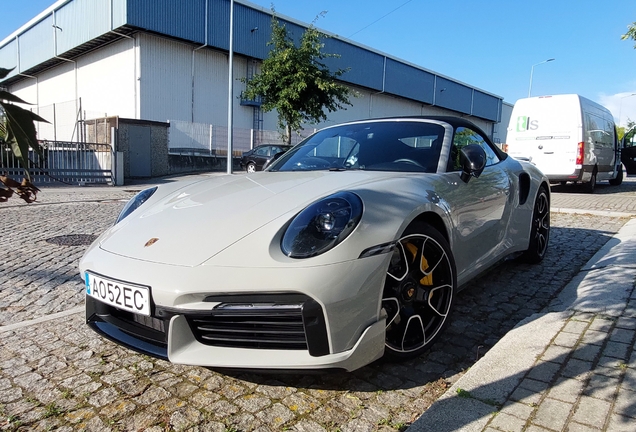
{"left": 329, "top": 165, "right": 359, "bottom": 172}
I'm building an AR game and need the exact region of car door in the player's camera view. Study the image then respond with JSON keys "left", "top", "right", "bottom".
{"left": 440, "top": 126, "right": 513, "bottom": 283}
{"left": 622, "top": 136, "right": 636, "bottom": 175}
{"left": 253, "top": 146, "right": 272, "bottom": 169}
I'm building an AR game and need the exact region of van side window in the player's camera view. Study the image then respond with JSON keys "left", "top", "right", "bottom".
{"left": 585, "top": 114, "right": 614, "bottom": 150}
{"left": 449, "top": 127, "right": 500, "bottom": 171}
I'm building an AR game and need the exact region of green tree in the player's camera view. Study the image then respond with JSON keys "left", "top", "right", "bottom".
{"left": 241, "top": 14, "right": 352, "bottom": 144}
{"left": 622, "top": 22, "right": 636, "bottom": 48}
{"left": 623, "top": 120, "right": 636, "bottom": 142}
{"left": 1, "top": 67, "right": 48, "bottom": 202}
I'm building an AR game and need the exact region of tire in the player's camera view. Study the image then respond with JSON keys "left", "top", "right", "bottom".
{"left": 521, "top": 186, "right": 550, "bottom": 263}
{"left": 246, "top": 162, "right": 256, "bottom": 173}
{"left": 609, "top": 166, "right": 623, "bottom": 186}
{"left": 585, "top": 172, "right": 596, "bottom": 193}
{"left": 382, "top": 223, "right": 456, "bottom": 360}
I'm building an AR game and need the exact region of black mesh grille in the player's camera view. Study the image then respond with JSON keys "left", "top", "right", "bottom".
{"left": 186, "top": 305, "right": 308, "bottom": 350}
{"left": 85, "top": 295, "right": 169, "bottom": 359}
{"left": 102, "top": 304, "right": 166, "bottom": 345}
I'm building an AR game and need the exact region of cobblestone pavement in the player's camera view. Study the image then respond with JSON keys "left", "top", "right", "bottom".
{"left": 551, "top": 176, "right": 636, "bottom": 215}
{"left": 0, "top": 177, "right": 634, "bottom": 431}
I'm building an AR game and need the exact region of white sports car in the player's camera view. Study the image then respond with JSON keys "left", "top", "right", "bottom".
{"left": 80, "top": 116, "right": 550, "bottom": 372}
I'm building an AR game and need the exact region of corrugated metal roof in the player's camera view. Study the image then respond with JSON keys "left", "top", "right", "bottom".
{"left": 0, "top": 0, "right": 503, "bottom": 121}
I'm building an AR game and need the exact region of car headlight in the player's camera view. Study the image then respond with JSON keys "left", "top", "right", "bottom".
{"left": 116, "top": 186, "right": 157, "bottom": 224}
{"left": 281, "top": 192, "right": 363, "bottom": 258}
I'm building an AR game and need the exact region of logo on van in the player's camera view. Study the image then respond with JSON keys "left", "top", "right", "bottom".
{"left": 516, "top": 116, "right": 539, "bottom": 132}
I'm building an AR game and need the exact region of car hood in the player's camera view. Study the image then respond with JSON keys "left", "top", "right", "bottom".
{"left": 99, "top": 171, "right": 396, "bottom": 266}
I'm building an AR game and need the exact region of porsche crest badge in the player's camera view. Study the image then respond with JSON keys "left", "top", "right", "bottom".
{"left": 144, "top": 238, "right": 159, "bottom": 247}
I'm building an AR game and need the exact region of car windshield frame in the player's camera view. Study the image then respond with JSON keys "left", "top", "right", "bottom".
{"left": 268, "top": 120, "right": 447, "bottom": 173}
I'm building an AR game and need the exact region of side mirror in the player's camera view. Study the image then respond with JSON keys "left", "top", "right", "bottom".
{"left": 459, "top": 144, "right": 486, "bottom": 183}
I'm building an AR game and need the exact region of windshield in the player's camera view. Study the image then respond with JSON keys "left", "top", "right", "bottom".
{"left": 269, "top": 121, "right": 445, "bottom": 173}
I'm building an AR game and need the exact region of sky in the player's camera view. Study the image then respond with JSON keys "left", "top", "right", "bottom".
{"left": 2, "top": 0, "right": 636, "bottom": 126}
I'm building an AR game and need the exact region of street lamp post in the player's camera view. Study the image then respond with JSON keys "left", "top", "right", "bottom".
{"left": 618, "top": 93, "right": 636, "bottom": 127}
{"left": 528, "top": 58, "right": 555, "bottom": 98}
{"left": 227, "top": 0, "right": 234, "bottom": 174}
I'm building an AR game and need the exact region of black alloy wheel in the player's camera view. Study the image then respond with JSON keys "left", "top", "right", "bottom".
{"left": 609, "top": 166, "right": 623, "bottom": 186}
{"left": 521, "top": 186, "right": 550, "bottom": 263}
{"left": 382, "top": 223, "right": 456, "bottom": 359}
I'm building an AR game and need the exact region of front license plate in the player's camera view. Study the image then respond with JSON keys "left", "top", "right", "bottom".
{"left": 85, "top": 272, "right": 151, "bottom": 316}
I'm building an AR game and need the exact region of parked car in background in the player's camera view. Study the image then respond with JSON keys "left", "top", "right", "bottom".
{"left": 240, "top": 144, "right": 292, "bottom": 172}
{"left": 623, "top": 132, "right": 636, "bottom": 175}
{"left": 80, "top": 116, "right": 550, "bottom": 372}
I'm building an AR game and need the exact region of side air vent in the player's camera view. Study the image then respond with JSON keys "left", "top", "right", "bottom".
{"left": 518, "top": 173, "right": 531, "bottom": 205}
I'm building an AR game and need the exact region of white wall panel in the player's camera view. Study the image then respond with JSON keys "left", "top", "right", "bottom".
{"left": 138, "top": 35, "right": 255, "bottom": 130}
{"left": 35, "top": 62, "right": 76, "bottom": 106}
{"left": 192, "top": 48, "right": 229, "bottom": 125}
{"left": 192, "top": 48, "right": 252, "bottom": 129}
{"left": 76, "top": 38, "right": 136, "bottom": 119}
{"left": 10, "top": 78, "right": 38, "bottom": 107}
{"left": 232, "top": 56, "right": 254, "bottom": 130}
{"left": 138, "top": 34, "right": 192, "bottom": 122}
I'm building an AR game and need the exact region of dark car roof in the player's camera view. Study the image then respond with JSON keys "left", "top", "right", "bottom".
{"left": 253, "top": 144, "right": 292, "bottom": 148}
{"left": 351, "top": 115, "right": 486, "bottom": 134}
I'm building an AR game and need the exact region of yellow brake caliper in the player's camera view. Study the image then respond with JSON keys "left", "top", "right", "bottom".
{"left": 405, "top": 242, "right": 433, "bottom": 286}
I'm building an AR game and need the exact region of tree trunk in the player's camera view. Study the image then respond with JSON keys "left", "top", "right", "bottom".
{"left": 285, "top": 124, "right": 292, "bottom": 145}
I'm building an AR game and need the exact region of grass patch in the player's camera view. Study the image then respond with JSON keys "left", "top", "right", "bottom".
{"left": 456, "top": 388, "right": 472, "bottom": 398}
{"left": 42, "top": 403, "right": 62, "bottom": 419}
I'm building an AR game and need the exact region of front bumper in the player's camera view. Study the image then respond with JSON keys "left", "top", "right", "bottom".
{"left": 86, "top": 294, "right": 386, "bottom": 372}
{"left": 82, "top": 248, "right": 390, "bottom": 371}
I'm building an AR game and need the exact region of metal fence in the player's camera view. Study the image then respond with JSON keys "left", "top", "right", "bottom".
{"left": 168, "top": 120, "right": 315, "bottom": 156}
{"left": 1, "top": 141, "right": 113, "bottom": 185}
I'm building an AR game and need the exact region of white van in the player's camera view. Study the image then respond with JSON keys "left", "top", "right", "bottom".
{"left": 504, "top": 94, "right": 622, "bottom": 192}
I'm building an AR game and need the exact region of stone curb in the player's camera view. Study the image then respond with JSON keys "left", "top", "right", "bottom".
{"left": 409, "top": 218, "right": 636, "bottom": 431}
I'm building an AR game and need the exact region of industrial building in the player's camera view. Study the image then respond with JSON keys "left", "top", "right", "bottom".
{"left": 0, "top": 0, "right": 508, "bottom": 182}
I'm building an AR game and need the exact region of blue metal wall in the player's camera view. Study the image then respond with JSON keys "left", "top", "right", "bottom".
{"left": 126, "top": 0, "right": 207, "bottom": 43}
{"left": 0, "top": 0, "right": 127, "bottom": 79}
{"left": 323, "top": 38, "right": 385, "bottom": 91}
{"left": 434, "top": 77, "right": 473, "bottom": 115}
{"left": 0, "top": 0, "right": 503, "bottom": 122}
{"left": 0, "top": 39, "right": 16, "bottom": 71}
{"left": 16, "top": 14, "right": 54, "bottom": 72}
{"left": 55, "top": 0, "right": 114, "bottom": 54}
{"left": 384, "top": 59, "right": 435, "bottom": 105}
{"left": 473, "top": 90, "right": 502, "bottom": 122}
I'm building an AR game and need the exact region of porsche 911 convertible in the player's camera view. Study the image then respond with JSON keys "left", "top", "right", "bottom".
{"left": 80, "top": 116, "right": 550, "bottom": 372}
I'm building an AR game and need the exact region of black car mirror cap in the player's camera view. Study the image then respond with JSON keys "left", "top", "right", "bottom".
{"left": 459, "top": 144, "right": 487, "bottom": 183}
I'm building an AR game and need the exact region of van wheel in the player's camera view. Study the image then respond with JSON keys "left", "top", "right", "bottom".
{"left": 609, "top": 166, "right": 623, "bottom": 186}
{"left": 585, "top": 172, "right": 597, "bottom": 193}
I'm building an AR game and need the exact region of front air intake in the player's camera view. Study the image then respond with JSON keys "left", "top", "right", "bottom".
{"left": 184, "top": 293, "right": 330, "bottom": 356}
